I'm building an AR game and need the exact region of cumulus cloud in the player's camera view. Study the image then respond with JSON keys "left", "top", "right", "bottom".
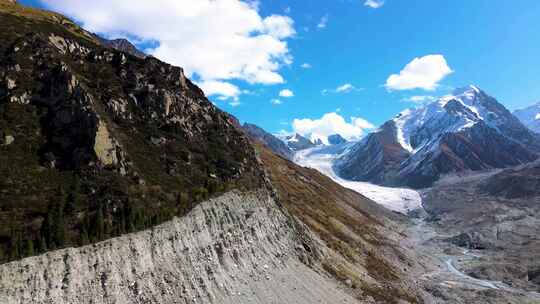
{"left": 385, "top": 54, "right": 453, "bottom": 91}
{"left": 40, "top": 0, "right": 296, "bottom": 100}
{"left": 317, "top": 15, "right": 328, "bottom": 29}
{"left": 300, "top": 63, "right": 312, "bottom": 69}
{"left": 279, "top": 89, "right": 294, "bottom": 98}
{"left": 197, "top": 80, "right": 241, "bottom": 101}
{"left": 364, "top": 0, "right": 385, "bottom": 9}
{"left": 270, "top": 99, "right": 282, "bottom": 105}
{"left": 322, "top": 83, "right": 362, "bottom": 95}
{"left": 536, "top": 113, "right": 540, "bottom": 120}
{"left": 292, "top": 112, "right": 374, "bottom": 143}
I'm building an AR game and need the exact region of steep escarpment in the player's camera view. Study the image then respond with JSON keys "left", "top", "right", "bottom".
{"left": 0, "top": 2, "right": 264, "bottom": 263}
{"left": 0, "top": 191, "right": 359, "bottom": 304}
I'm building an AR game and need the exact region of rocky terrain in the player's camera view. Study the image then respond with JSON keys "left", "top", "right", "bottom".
{"left": 336, "top": 86, "right": 540, "bottom": 188}
{"left": 242, "top": 123, "right": 293, "bottom": 160}
{"left": 97, "top": 37, "right": 147, "bottom": 59}
{"left": 0, "top": 2, "right": 427, "bottom": 303}
{"left": 0, "top": 0, "right": 264, "bottom": 263}
{"left": 417, "top": 161, "right": 540, "bottom": 301}
{"left": 0, "top": 190, "right": 355, "bottom": 304}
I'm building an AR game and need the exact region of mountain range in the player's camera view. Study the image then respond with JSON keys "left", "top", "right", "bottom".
{"left": 335, "top": 86, "right": 540, "bottom": 188}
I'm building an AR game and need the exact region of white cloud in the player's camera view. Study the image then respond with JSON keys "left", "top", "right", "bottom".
{"left": 197, "top": 80, "right": 240, "bottom": 101}
{"left": 336, "top": 83, "right": 355, "bottom": 93}
{"left": 300, "top": 63, "right": 312, "bottom": 69}
{"left": 364, "top": 0, "right": 385, "bottom": 9}
{"left": 279, "top": 89, "right": 294, "bottom": 98}
{"left": 229, "top": 101, "right": 241, "bottom": 107}
{"left": 292, "top": 112, "right": 374, "bottom": 142}
{"left": 402, "top": 95, "right": 436, "bottom": 104}
{"left": 270, "top": 99, "right": 282, "bottom": 105}
{"left": 317, "top": 15, "right": 328, "bottom": 29}
{"left": 536, "top": 113, "right": 540, "bottom": 120}
{"left": 41, "top": 0, "right": 296, "bottom": 101}
{"left": 385, "top": 54, "right": 453, "bottom": 91}
{"left": 323, "top": 83, "right": 362, "bottom": 95}
{"left": 352, "top": 117, "right": 375, "bottom": 129}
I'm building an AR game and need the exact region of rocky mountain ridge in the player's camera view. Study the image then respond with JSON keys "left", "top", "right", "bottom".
{"left": 242, "top": 123, "right": 293, "bottom": 159}
{"left": 97, "top": 37, "right": 147, "bottom": 59}
{"left": 0, "top": 1, "right": 264, "bottom": 263}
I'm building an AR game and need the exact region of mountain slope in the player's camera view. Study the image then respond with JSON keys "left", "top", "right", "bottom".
{"left": 337, "top": 86, "right": 540, "bottom": 188}
{"left": 242, "top": 123, "right": 293, "bottom": 159}
{"left": 514, "top": 101, "right": 540, "bottom": 134}
{"left": 0, "top": 1, "right": 264, "bottom": 263}
{"left": 257, "top": 144, "right": 425, "bottom": 303}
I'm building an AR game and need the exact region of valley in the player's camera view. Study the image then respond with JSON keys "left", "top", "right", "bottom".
{"left": 281, "top": 138, "right": 540, "bottom": 303}
{"left": 1, "top": 1, "right": 540, "bottom": 303}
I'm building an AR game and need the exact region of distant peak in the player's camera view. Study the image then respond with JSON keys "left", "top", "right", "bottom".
{"left": 452, "top": 85, "right": 481, "bottom": 96}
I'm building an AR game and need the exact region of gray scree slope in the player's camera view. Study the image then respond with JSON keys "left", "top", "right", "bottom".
{"left": 0, "top": 190, "right": 355, "bottom": 304}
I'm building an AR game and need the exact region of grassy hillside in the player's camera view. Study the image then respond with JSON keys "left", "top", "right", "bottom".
{"left": 256, "top": 144, "right": 419, "bottom": 303}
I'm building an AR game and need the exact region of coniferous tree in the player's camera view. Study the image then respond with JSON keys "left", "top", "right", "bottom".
{"left": 41, "top": 210, "right": 54, "bottom": 249}
{"left": 24, "top": 239, "right": 34, "bottom": 257}
{"left": 65, "top": 175, "right": 81, "bottom": 215}
{"left": 37, "top": 235, "right": 47, "bottom": 254}
{"left": 9, "top": 229, "right": 21, "bottom": 260}
{"left": 0, "top": 245, "right": 5, "bottom": 262}
{"left": 95, "top": 206, "right": 104, "bottom": 241}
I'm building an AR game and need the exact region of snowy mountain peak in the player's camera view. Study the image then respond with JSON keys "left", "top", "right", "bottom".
{"left": 338, "top": 86, "right": 540, "bottom": 188}
{"left": 452, "top": 84, "right": 481, "bottom": 96}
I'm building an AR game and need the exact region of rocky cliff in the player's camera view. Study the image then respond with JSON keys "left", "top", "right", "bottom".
{"left": 0, "top": 1, "right": 264, "bottom": 263}
{"left": 242, "top": 123, "right": 293, "bottom": 160}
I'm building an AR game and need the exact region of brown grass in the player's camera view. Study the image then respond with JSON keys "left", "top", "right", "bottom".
{"left": 256, "top": 144, "right": 418, "bottom": 303}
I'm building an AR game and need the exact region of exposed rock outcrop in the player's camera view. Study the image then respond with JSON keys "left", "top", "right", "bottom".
{"left": 242, "top": 123, "right": 293, "bottom": 160}
{"left": 97, "top": 37, "right": 146, "bottom": 59}
{"left": 0, "top": 4, "right": 264, "bottom": 263}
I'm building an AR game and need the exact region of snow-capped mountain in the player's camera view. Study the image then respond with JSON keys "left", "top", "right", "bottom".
{"left": 279, "top": 133, "right": 349, "bottom": 151}
{"left": 336, "top": 85, "right": 540, "bottom": 188}
{"left": 281, "top": 133, "right": 317, "bottom": 151}
{"left": 514, "top": 101, "right": 540, "bottom": 134}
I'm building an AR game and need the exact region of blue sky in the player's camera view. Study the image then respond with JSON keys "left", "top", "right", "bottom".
{"left": 20, "top": 0, "right": 540, "bottom": 139}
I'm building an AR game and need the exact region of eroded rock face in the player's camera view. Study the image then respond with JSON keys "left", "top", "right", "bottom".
{"left": 0, "top": 191, "right": 355, "bottom": 304}
{"left": 93, "top": 120, "right": 119, "bottom": 166}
